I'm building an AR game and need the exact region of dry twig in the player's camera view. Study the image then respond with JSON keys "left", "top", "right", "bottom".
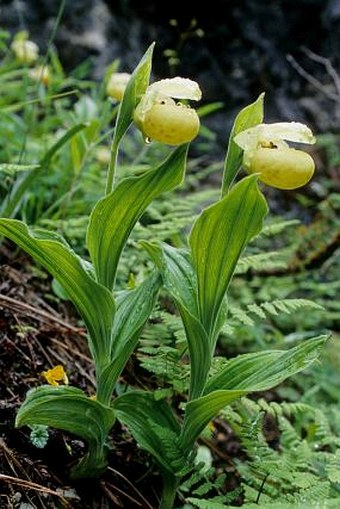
{"left": 0, "top": 293, "right": 86, "bottom": 335}
{"left": 0, "top": 473, "right": 73, "bottom": 508}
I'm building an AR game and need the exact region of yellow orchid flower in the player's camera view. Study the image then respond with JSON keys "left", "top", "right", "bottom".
{"left": 134, "top": 77, "right": 201, "bottom": 146}
{"left": 106, "top": 72, "right": 131, "bottom": 101}
{"left": 95, "top": 146, "right": 111, "bottom": 165}
{"left": 234, "top": 122, "right": 316, "bottom": 190}
{"left": 29, "top": 65, "right": 50, "bottom": 86}
{"left": 41, "top": 365, "right": 69, "bottom": 386}
{"left": 11, "top": 39, "right": 39, "bottom": 64}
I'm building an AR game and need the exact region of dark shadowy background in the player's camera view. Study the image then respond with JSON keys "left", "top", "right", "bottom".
{"left": 1, "top": 0, "right": 340, "bottom": 139}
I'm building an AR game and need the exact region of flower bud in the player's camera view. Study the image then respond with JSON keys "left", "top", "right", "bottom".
{"left": 106, "top": 72, "right": 131, "bottom": 101}
{"left": 29, "top": 65, "right": 50, "bottom": 86}
{"left": 95, "top": 146, "right": 111, "bottom": 165}
{"left": 11, "top": 39, "right": 39, "bottom": 64}
{"left": 244, "top": 147, "right": 315, "bottom": 190}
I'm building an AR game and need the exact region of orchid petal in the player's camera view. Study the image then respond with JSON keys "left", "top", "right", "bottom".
{"left": 234, "top": 122, "right": 316, "bottom": 151}
{"left": 147, "top": 77, "right": 202, "bottom": 101}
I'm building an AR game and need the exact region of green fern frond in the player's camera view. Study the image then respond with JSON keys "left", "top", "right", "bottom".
{"left": 227, "top": 298, "right": 323, "bottom": 331}
{"left": 182, "top": 466, "right": 241, "bottom": 506}
{"left": 279, "top": 417, "right": 307, "bottom": 453}
{"left": 229, "top": 306, "right": 256, "bottom": 326}
{"left": 261, "top": 302, "right": 279, "bottom": 315}
{"left": 187, "top": 497, "right": 235, "bottom": 509}
{"left": 223, "top": 501, "right": 340, "bottom": 509}
{"left": 138, "top": 308, "right": 189, "bottom": 392}
{"left": 270, "top": 299, "right": 323, "bottom": 314}
{"left": 148, "top": 421, "right": 188, "bottom": 473}
{"left": 235, "top": 251, "right": 289, "bottom": 274}
{"left": 247, "top": 398, "right": 312, "bottom": 421}
{"left": 261, "top": 219, "right": 300, "bottom": 236}
{"left": 247, "top": 303, "right": 267, "bottom": 319}
{"left": 221, "top": 397, "right": 340, "bottom": 508}
{"left": 325, "top": 449, "right": 340, "bottom": 483}
{"left": 290, "top": 480, "right": 332, "bottom": 503}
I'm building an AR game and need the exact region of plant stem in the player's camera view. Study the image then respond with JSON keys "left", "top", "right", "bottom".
{"left": 105, "top": 141, "right": 118, "bottom": 195}
{"left": 159, "top": 470, "right": 178, "bottom": 509}
{"left": 70, "top": 442, "right": 108, "bottom": 479}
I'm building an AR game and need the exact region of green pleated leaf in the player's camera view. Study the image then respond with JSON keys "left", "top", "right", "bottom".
{"left": 142, "top": 242, "right": 211, "bottom": 399}
{"left": 205, "top": 335, "right": 326, "bottom": 394}
{"left": 221, "top": 93, "right": 264, "bottom": 195}
{"left": 189, "top": 175, "right": 268, "bottom": 336}
{"left": 180, "top": 336, "right": 326, "bottom": 452}
{"left": 114, "top": 390, "right": 180, "bottom": 472}
{"left": 111, "top": 273, "right": 161, "bottom": 359}
{"left": 179, "top": 307, "right": 211, "bottom": 399}
{"left": 180, "top": 389, "right": 246, "bottom": 453}
{"left": 16, "top": 385, "right": 116, "bottom": 477}
{"left": 113, "top": 42, "right": 154, "bottom": 149}
{"left": 16, "top": 386, "right": 115, "bottom": 443}
{"left": 98, "top": 272, "right": 161, "bottom": 403}
{"left": 142, "top": 242, "right": 198, "bottom": 317}
{"left": 106, "top": 42, "right": 154, "bottom": 193}
{"left": 87, "top": 144, "right": 188, "bottom": 290}
{"left": 0, "top": 220, "right": 115, "bottom": 364}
